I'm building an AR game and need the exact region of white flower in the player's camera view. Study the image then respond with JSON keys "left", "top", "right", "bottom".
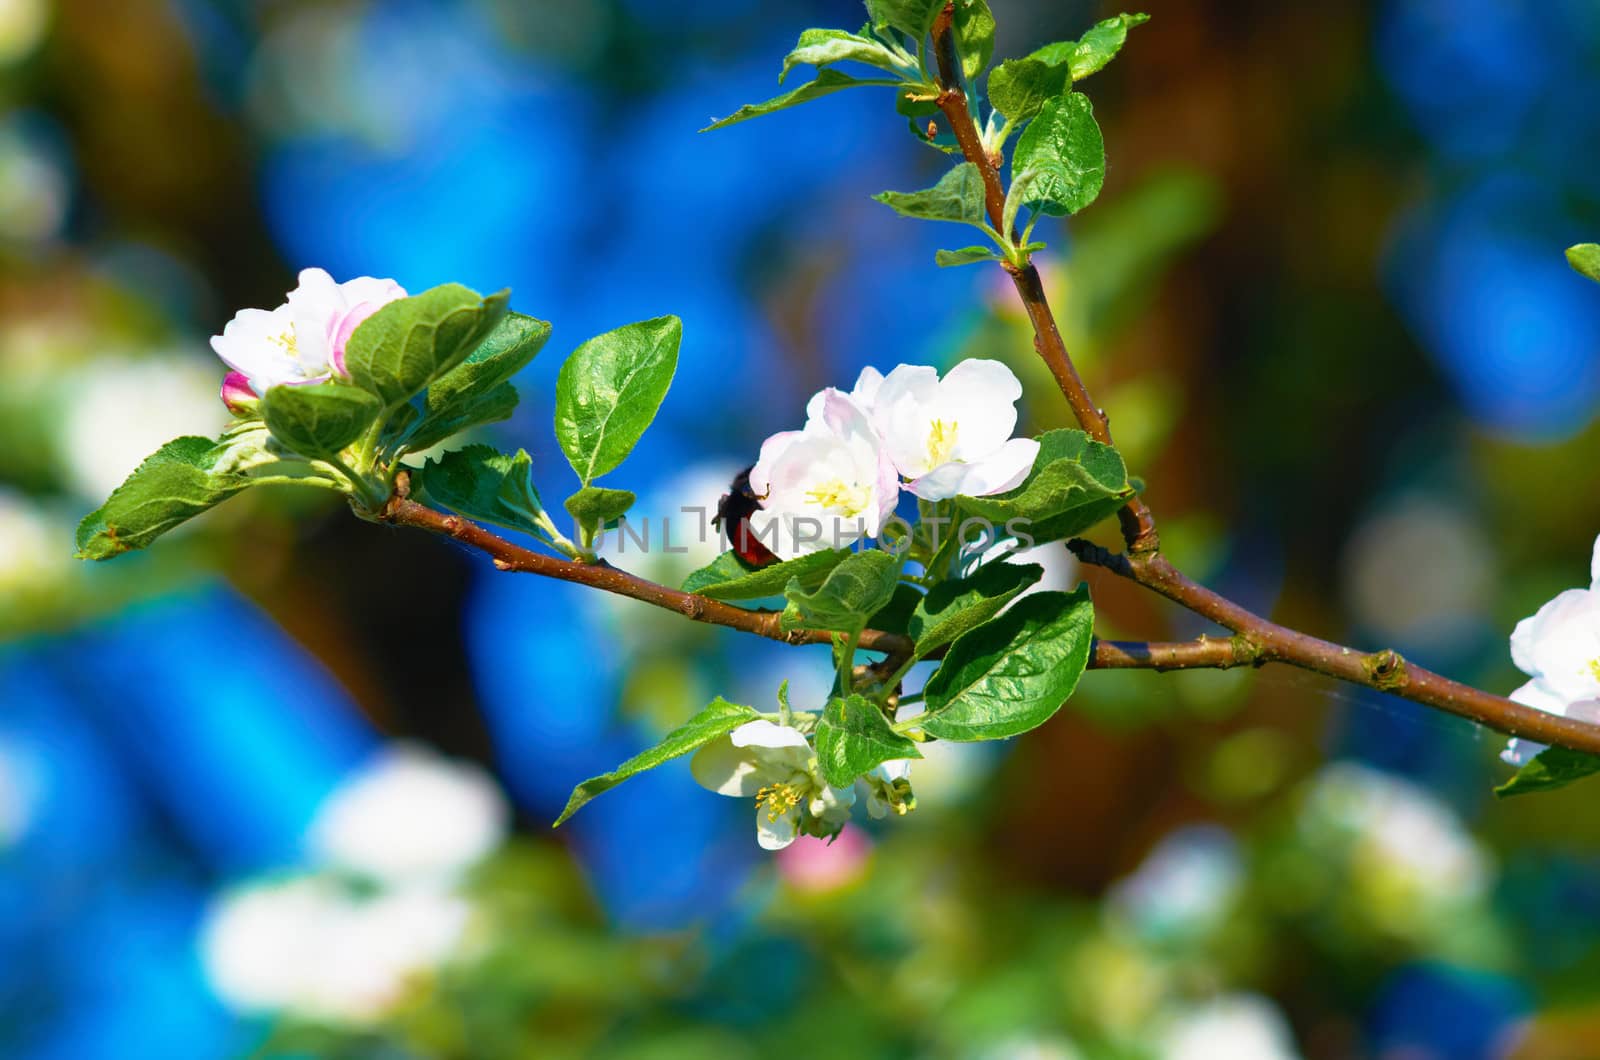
{"left": 860, "top": 360, "right": 1039, "bottom": 500}
{"left": 309, "top": 743, "right": 509, "bottom": 885}
{"left": 1108, "top": 825, "right": 1242, "bottom": 941}
{"left": 690, "top": 719, "right": 855, "bottom": 850}
{"left": 748, "top": 389, "right": 899, "bottom": 559}
{"left": 210, "top": 267, "right": 405, "bottom": 398}
{"left": 1159, "top": 994, "right": 1302, "bottom": 1060}
{"left": 201, "top": 875, "right": 470, "bottom": 1026}
{"left": 1504, "top": 534, "right": 1600, "bottom": 764}
{"left": 857, "top": 758, "right": 915, "bottom": 819}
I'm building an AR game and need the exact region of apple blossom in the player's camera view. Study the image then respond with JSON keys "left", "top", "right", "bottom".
{"left": 689, "top": 719, "right": 855, "bottom": 849}
{"left": 857, "top": 758, "right": 915, "bottom": 819}
{"left": 748, "top": 388, "right": 899, "bottom": 559}
{"left": 210, "top": 267, "right": 406, "bottom": 400}
{"left": 860, "top": 359, "right": 1039, "bottom": 500}
{"left": 1503, "top": 534, "right": 1600, "bottom": 765}
{"left": 309, "top": 742, "right": 510, "bottom": 885}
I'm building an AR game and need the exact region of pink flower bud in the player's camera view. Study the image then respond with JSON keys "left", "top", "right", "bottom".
{"left": 220, "top": 371, "right": 259, "bottom": 415}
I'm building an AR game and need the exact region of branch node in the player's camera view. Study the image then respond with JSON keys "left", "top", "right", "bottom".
{"left": 680, "top": 595, "right": 706, "bottom": 620}
{"left": 1228, "top": 633, "right": 1267, "bottom": 668}
{"left": 1365, "top": 649, "right": 1408, "bottom": 690}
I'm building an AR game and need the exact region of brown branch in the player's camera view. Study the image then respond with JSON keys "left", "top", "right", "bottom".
{"left": 924, "top": 3, "right": 1600, "bottom": 756}
{"left": 1070, "top": 540, "right": 1600, "bottom": 754}
{"left": 928, "top": 3, "right": 1157, "bottom": 551}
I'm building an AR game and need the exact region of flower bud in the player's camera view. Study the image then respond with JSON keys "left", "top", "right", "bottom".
{"left": 220, "top": 371, "right": 260, "bottom": 415}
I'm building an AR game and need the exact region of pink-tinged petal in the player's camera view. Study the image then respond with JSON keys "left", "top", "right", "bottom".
{"left": 220, "top": 372, "right": 259, "bottom": 414}
{"left": 749, "top": 429, "right": 806, "bottom": 496}
{"left": 817, "top": 388, "right": 875, "bottom": 440}
{"left": 328, "top": 301, "right": 384, "bottom": 375}
{"left": 850, "top": 366, "right": 885, "bottom": 410}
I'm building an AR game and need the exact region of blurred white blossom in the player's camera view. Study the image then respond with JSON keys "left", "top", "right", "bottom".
{"left": 1108, "top": 825, "right": 1242, "bottom": 942}
{"left": 1159, "top": 994, "right": 1302, "bottom": 1060}
{"left": 59, "top": 355, "right": 229, "bottom": 500}
{"left": 1301, "top": 762, "right": 1490, "bottom": 903}
{"left": 309, "top": 743, "right": 509, "bottom": 885}
{"left": 201, "top": 875, "right": 470, "bottom": 1025}
{"left": 0, "top": 487, "right": 64, "bottom": 595}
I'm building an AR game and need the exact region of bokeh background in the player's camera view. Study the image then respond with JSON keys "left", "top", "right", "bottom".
{"left": 3, "top": 0, "right": 1600, "bottom": 1056}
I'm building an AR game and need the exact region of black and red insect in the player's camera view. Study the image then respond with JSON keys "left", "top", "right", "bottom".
{"left": 713, "top": 464, "right": 778, "bottom": 568}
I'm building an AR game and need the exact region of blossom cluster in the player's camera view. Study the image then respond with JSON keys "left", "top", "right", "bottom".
{"left": 210, "top": 267, "right": 407, "bottom": 410}
{"left": 691, "top": 718, "right": 913, "bottom": 850}
{"left": 748, "top": 361, "right": 1040, "bottom": 559}
{"left": 1504, "top": 534, "right": 1600, "bottom": 765}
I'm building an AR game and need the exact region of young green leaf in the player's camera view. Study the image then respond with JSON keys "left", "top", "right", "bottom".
{"left": 1011, "top": 93, "right": 1105, "bottom": 217}
{"left": 554, "top": 315, "right": 680, "bottom": 484}
{"left": 874, "top": 162, "right": 986, "bottom": 225}
{"left": 987, "top": 58, "right": 1069, "bottom": 123}
{"left": 75, "top": 436, "right": 252, "bottom": 560}
{"left": 260, "top": 382, "right": 382, "bottom": 458}
{"left": 869, "top": 582, "right": 925, "bottom": 636}
{"left": 781, "top": 549, "right": 904, "bottom": 633}
{"left": 956, "top": 429, "right": 1132, "bottom": 541}
{"left": 554, "top": 698, "right": 761, "bottom": 825}
{"left": 401, "top": 311, "right": 550, "bottom": 452}
{"left": 1494, "top": 747, "right": 1600, "bottom": 798}
{"left": 418, "top": 444, "right": 548, "bottom": 540}
{"left": 682, "top": 548, "right": 849, "bottom": 601}
{"left": 1028, "top": 13, "right": 1150, "bottom": 81}
{"left": 780, "top": 28, "right": 906, "bottom": 83}
{"left": 564, "top": 486, "right": 636, "bottom": 529}
{"left": 815, "top": 694, "right": 922, "bottom": 788}
{"left": 1567, "top": 244, "right": 1600, "bottom": 285}
{"left": 910, "top": 561, "right": 1043, "bottom": 657}
{"left": 865, "top": 0, "right": 943, "bottom": 37}
{"left": 935, "top": 245, "right": 1002, "bottom": 267}
{"left": 344, "top": 284, "right": 510, "bottom": 408}
{"left": 919, "top": 587, "right": 1095, "bottom": 741}
{"left": 953, "top": 0, "right": 996, "bottom": 81}
{"left": 703, "top": 69, "right": 900, "bottom": 131}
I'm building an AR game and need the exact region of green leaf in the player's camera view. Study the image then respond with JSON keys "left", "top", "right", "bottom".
{"left": 815, "top": 694, "right": 922, "bottom": 788}
{"left": 919, "top": 587, "right": 1095, "bottom": 741}
{"left": 781, "top": 28, "right": 905, "bottom": 83}
{"left": 564, "top": 486, "right": 636, "bottom": 529}
{"left": 956, "top": 429, "right": 1132, "bottom": 543}
{"left": 260, "top": 382, "right": 382, "bottom": 458}
{"left": 555, "top": 698, "right": 760, "bottom": 825}
{"left": 865, "top": 0, "right": 943, "bottom": 37}
{"left": 1011, "top": 93, "right": 1105, "bottom": 217}
{"left": 910, "top": 561, "right": 1043, "bottom": 657}
{"left": 954, "top": 0, "right": 996, "bottom": 81}
{"left": 869, "top": 582, "right": 924, "bottom": 636}
{"left": 1567, "top": 244, "right": 1600, "bottom": 285}
{"left": 987, "top": 58, "right": 1069, "bottom": 123}
{"left": 418, "top": 444, "right": 547, "bottom": 539}
{"left": 345, "top": 284, "right": 510, "bottom": 408}
{"left": 935, "top": 245, "right": 1002, "bottom": 267}
{"left": 703, "top": 69, "right": 900, "bottom": 131}
{"left": 1494, "top": 747, "right": 1600, "bottom": 798}
{"left": 75, "top": 436, "right": 251, "bottom": 560}
{"left": 554, "top": 315, "right": 681, "bottom": 484}
{"left": 781, "top": 549, "right": 904, "bottom": 633}
{"left": 402, "top": 311, "right": 550, "bottom": 452}
{"left": 1028, "top": 13, "right": 1150, "bottom": 81}
{"left": 682, "top": 548, "right": 849, "bottom": 601}
{"left": 874, "top": 162, "right": 986, "bottom": 225}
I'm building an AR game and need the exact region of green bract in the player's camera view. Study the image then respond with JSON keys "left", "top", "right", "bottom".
{"left": 554, "top": 698, "right": 761, "bottom": 825}
{"left": 554, "top": 315, "right": 681, "bottom": 485}
{"left": 682, "top": 548, "right": 850, "bottom": 601}
{"left": 418, "top": 445, "right": 549, "bottom": 542}
{"left": 261, "top": 382, "right": 381, "bottom": 459}
{"left": 781, "top": 549, "right": 904, "bottom": 634}
{"left": 344, "top": 283, "right": 510, "bottom": 409}
{"left": 400, "top": 311, "right": 550, "bottom": 453}
{"left": 816, "top": 694, "right": 921, "bottom": 789}
{"left": 919, "top": 587, "right": 1096, "bottom": 741}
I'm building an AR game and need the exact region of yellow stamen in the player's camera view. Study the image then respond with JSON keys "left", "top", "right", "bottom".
{"left": 1588, "top": 659, "right": 1600, "bottom": 683}
{"left": 804, "top": 479, "right": 870, "bottom": 515}
{"left": 755, "top": 783, "right": 802, "bottom": 822}
{"left": 927, "top": 419, "right": 958, "bottom": 467}
{"left": 269, "top": 328, "right": 299, "bottom": 357}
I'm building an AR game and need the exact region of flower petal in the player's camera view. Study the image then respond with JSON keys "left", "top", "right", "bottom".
{"left": 689, "top": 737, "right": 767, "bottom": 797}
{"left": 934, "top": 359, "right": 1023, "bottom": 460}
{"left": 730, "top": 719, "right": 810, "bottom": 751}
{"left": 908, "top": 437, "right": 1039, "bottom": 500}
{"left": 756, "top": 804, "right": 800, "bottom": 850}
